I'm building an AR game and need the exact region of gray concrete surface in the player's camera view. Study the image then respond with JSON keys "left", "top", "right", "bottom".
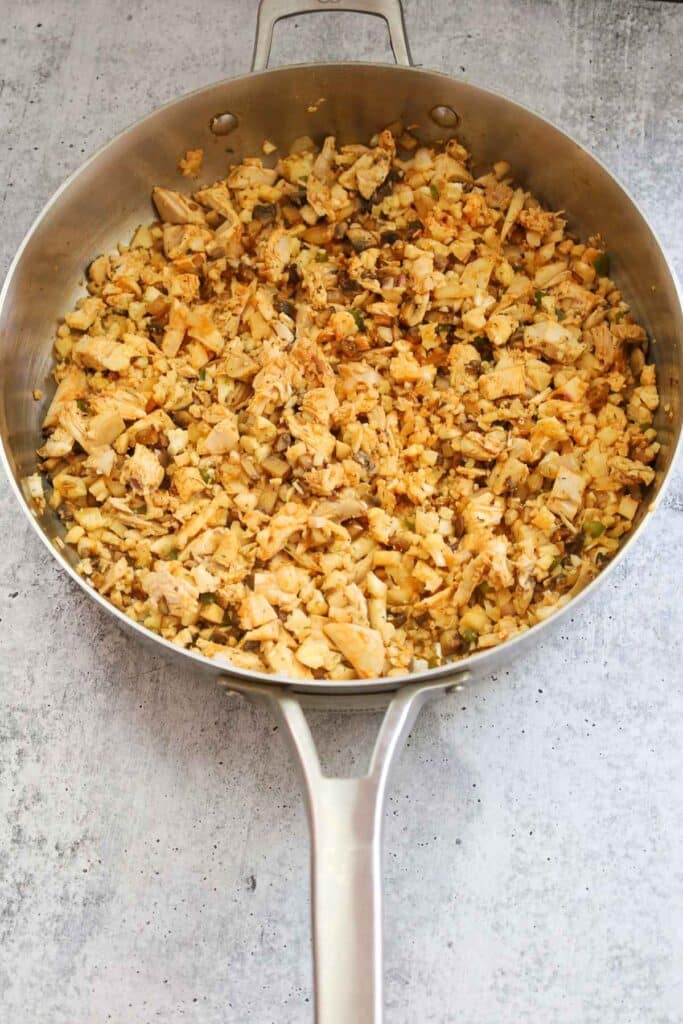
{"left": 1, "top": 1, "right": 682, "bottom": 1021}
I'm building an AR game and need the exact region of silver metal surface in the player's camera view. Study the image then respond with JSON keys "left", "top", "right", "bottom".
{"left": 222, "top": 677, "right": 455, "bottom": 1024}
{"left": 252, "top": 0, "right": 412, "bottom": 70}
{"left": 0, "top": 1, "right": 682, "bottom": 1020}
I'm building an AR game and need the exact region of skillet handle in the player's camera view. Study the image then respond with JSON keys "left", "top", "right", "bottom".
{"left": 221, "top": 678, "right": 460, "bottom": 1023}
{"left": 251, "top": 0, "right": 413, "bottom": 71}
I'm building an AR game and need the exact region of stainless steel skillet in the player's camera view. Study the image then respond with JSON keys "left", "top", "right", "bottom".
{"left": 1, "top": 1, "right": 681, "bottom": 1020}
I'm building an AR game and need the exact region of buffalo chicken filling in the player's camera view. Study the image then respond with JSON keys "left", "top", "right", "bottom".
{"left": 34, "top": 130, "right": 660, "bottom": 679}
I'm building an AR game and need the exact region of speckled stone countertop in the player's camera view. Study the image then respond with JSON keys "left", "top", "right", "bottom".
{"left": 1, "top": 2, "right": 682, "bottom": 1022}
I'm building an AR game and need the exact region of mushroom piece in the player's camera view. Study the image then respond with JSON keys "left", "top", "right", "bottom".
{"left": 346, "top": 226, "right": 377, "bottom": 252}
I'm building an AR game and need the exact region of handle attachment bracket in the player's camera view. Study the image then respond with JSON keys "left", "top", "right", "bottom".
{"left": 252, "top": 0, "right": 413, "bottom": 71}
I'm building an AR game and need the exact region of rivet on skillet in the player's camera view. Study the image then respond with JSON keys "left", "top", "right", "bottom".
{"left": 210, "top": 111, "right": 239, "bottom": 135}
{"left": 429, "top": 104, "right": 459, "bottom": 128}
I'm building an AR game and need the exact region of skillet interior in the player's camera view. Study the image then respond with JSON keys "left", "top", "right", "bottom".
{"left": 1, "top": 63, "right": 681, "bottom": 692}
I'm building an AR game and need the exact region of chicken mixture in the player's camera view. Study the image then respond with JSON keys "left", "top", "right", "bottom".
{"left": 34, "top": 129, "right": 660, "bottom": 679}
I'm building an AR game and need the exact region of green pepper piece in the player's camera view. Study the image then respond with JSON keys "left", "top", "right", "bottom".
{"left": 350, "top": 307, "right": 365, "bottom": 331}
{"left": 593, "top": 253, "right": 610, "bottom": 277}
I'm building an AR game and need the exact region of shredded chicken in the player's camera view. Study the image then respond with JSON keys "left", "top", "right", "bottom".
{"left": 35, "top": 128, "right": 660, "bottom": 679}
